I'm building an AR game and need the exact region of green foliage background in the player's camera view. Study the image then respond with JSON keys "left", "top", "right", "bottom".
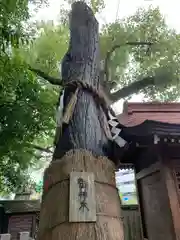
{"left": 1, "top": 0, "right": 180, "bottom": 194}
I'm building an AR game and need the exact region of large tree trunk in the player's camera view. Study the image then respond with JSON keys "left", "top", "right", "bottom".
{"left": 53, "top": 1, "right": 110, "bottom": 160}
{"left": 38, "top": 2, "right": 124, "bottom": 240}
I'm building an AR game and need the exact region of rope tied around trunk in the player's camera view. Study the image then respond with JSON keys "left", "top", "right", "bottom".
{"left": 55, "top": 80, "right": 127, "bottom": 149}
{"left": 55, "top": 80, "right": 113, "bottom": 145}
{"left": 63, "top": 80, "right": 110, "bottom": 115}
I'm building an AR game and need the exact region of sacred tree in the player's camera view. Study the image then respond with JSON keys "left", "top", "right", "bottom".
{"left": 37, "top": 2, "right": 125, "bottom": 240}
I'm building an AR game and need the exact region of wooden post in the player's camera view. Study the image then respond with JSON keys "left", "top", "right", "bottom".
{"left": 38, "top": 1, "right": 124, "bottom": 240}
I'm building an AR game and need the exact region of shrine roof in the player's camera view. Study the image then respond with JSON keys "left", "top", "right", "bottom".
{"left": 117, "top": 102, "right": 180, "bottom": 143}
{"left": 120, "top": 120, "right": 180, "bottom": 143}
{"left": 118, "top": 102, "right": 180, "bottom": 126}
{"left": 0, "top": 200, "right": 40, "bottom": 213}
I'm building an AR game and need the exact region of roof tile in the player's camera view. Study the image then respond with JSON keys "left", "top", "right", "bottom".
{"left": 118, "top": 102, "right": 180, "bottom": 126}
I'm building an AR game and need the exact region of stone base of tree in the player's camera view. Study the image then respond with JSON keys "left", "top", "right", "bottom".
{"left": 38, "top": 150, "right": 124, "bottom": 240}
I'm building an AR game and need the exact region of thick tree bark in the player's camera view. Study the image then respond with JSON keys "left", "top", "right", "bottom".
{"left": 53, "top": 1, "right": 110, "bottom": 160}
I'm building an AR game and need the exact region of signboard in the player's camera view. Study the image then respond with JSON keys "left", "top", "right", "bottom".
{"left": 69, "top": 172, "right": 96, "bottom": 222}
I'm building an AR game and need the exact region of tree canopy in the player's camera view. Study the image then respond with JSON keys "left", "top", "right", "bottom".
{"left": 1, "top": 0, "right": 180, "bottom": 194}
{"left": 0, "top": 0, "right": 56, "bottom": 194}
{"left": 28, "top": 5, "right": 180, "bottom": 103}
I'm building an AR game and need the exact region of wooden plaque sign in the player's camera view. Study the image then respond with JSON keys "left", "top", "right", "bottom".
{"left": 69, "top": 172, "right": 96, "bottom": 222}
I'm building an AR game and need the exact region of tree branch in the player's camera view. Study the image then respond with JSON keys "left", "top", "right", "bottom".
{"left": 29, "top": 144, "right": 54, "bottom": 154}
{"left": 29, "top": 41, "right": 153, "bottom": 87}
{"left": 104, "top": 41, "right": 153, "bottom": 83}
{"left": 29, "top": 67, "right": 61, "bottom": 86}
{"left": 28, "top": 42, "right": 154, "bottom": 104}
{"left": 111, "top": 76, "right": 155, "bottom": 101}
